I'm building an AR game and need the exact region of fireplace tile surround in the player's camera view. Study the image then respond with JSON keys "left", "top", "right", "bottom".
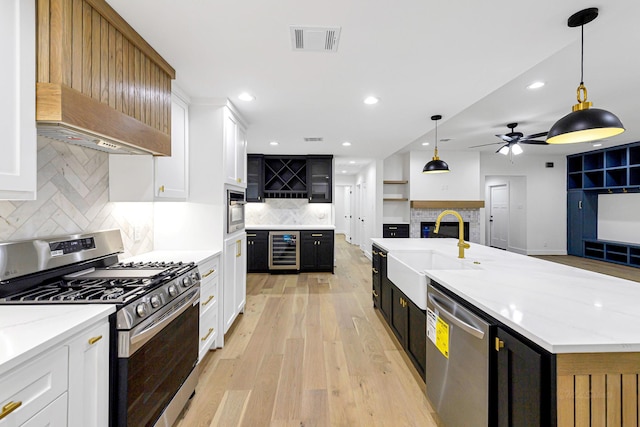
{"left": 410, "top": 208, "right": 481, "bottom": 243}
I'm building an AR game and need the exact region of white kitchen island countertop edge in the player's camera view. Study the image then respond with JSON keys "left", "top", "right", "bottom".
{"left": 371, "top": 237, "right": 640, "bottom": 354}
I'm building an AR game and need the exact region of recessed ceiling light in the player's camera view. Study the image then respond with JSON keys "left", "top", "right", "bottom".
{"left": 270, "top": 141, "right": 279, "bottom": 146}
{"left": 593, "top": 143, "right": 602, "bottom": 147}
{"left": 238, "top": 92, "right": 255, "bottom": 101}
{"left": 421, "top": 142, "right": 430, "bottom": 146}
{"left": 363, "top": 96, "right": 379, "bottom": 105}
{"left": 526, "top": 81, "right": 545, "bottom": 90}
{"left": 342, "top": 170, "right": 348, "bottom": 173}
{"left": 349, "top": 161, "right": 355, "bottom": 164}
{"left": 342, "top": 141, "right": 351, "bottom": 146}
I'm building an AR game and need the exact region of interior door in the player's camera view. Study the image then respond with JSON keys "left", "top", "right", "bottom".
{"left": 490, "top": 184, "right": 509, "bottom": 250}
{"left": 343, "top": 185, "right": 352, "bottom": 243}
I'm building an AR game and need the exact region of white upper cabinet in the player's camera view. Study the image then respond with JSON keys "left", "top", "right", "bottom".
{"left": 109, "top": 89, "right": 190, "bottom": 202}
{"left": 155, "top": 90, "right": 190, "bottom": 200}
{"left": 223, "top": 108, "right": 247, "bottom": 187}
{"left": 0, "top": 0, "right": 37, "bottom": 200}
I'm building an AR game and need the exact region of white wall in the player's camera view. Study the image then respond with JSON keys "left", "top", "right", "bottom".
{"left": 409, "top": 150, "right": 481, "bottom": 200}
{"left": 354, "top": 160, "right": 381, "bottom": 257}
{"left": 480, "top": 153, "right": 567, "bottom": 255}
{"left": 598, "top": 193, "right": 640, "bottom": 244}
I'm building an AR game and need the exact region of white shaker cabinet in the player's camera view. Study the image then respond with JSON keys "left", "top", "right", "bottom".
{"left": 109, "top": 89, "right": 189, "bottom": 202}
{"left": 0, "top": 317, "right": 108, "bottom": 427}
{"left": 223, "top": 108, "right": 247, "bottom": 187}
{"left": 0, "top": 0, "right": 36, "bottom": 200}
{"left": 67, "top": 320, "right": 110, "bottom": 427}
{"left": 223, "top": 234, "right": 247, "bottom": 333}
{"left": 198, "top": 254, "right": 221, "bottom": 362}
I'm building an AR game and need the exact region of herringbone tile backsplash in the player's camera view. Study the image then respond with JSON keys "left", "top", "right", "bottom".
{"left": 0, "top": 137, "right": 153, "bottom": 258}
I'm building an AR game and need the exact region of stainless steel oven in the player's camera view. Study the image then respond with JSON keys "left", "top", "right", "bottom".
{"left": 227, "top": 190, "right": 246, "bottom": 234}
{"left": 0, "top": 230, "right": 202, "bottom": 427}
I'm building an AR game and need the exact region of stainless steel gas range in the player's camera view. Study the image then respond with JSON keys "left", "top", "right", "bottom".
{"left": 0, "top": 229, "right": 200, "bottom": 427}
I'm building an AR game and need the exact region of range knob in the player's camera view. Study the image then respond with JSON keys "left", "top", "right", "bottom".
{"left": 182, "top": 276, "right": 192, "bottom": 288}
{"left": 136, "top": 302, "right": 149, "bottom": 318}
{"left": 150, "top": 295, "right": 162, "bottom": 308}
{"left": 190, "top": 272, "right": 199, "bottom": 282}
{"left": 168, "top": 284, "right": 178, "bottom": 297}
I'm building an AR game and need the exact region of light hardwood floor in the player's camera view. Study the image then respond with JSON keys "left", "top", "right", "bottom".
{"left": 176, "top": 235, "right": 439, "bottom": 427}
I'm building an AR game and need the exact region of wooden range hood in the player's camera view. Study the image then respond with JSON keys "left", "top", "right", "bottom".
{"left": 36, "top": 0, "right": 175, "bottom": 156}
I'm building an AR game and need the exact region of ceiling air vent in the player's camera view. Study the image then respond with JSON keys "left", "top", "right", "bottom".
{"left": 290, "top": 26, "right": 341, "bottom": 52}
{"left": 304, "top": 137, "right": 324, "bottom": 142}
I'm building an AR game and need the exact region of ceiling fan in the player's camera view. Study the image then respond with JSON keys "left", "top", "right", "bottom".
{"left": 470, "top": 123, "right": 548, "bottom": 156}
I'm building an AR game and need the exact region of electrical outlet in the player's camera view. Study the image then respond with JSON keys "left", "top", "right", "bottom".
{"left": 134, "top": 226, "right": 142, "bottom": 242}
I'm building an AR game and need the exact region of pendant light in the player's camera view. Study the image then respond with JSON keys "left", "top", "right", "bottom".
{"left": 547, "top": 8, "right": 624, "bottom": 144}
{"left": 423, "top": 115, "right": 450, "bottom": 173}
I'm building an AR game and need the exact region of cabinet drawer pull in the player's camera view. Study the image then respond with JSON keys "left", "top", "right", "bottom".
{"left": 372, "top": 268, "right": 379, "bottom": 274}
{"left": 88, "top": 335, "right": 103, "bottom": 345}
{"left": 311, "top": 233, "right": 323, "bottom": 237}
{"left": 247, "top": 233, "right": 257, "bottom": 237}
{"left": 159, "top": 185, "right": 165, "bottom": 193}
{"left": 379, "top": 253, "right": 387, "bottom": 258}
{"left": 202, "top": 295, "right": 214, "bottom": 306}
{"left": 202, "top": 268, "right": 215, "bottom": 278}
{"left": 201, "top": 328, "right": 214, "bottom": 341}
{"left": 388, "top": 227, "right": 397, "bottom": 230}
{"left": 0, "top": 401, "right": 22, "bottom": 420}
{"left": 495, "top": 337, "right": 505, "bottom": 352}
{"left": 372, "top": 290, "right": 379, "bottom": 297}
{"left": 236, "top": 240, "right": 242, "bottom": 257}
{"left": 372, "top": 250, "right": 378, "bottom": 255}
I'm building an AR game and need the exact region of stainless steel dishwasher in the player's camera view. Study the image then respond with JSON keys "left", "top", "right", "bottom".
{"left": 426, "top": 281, "right": 493, "bottom": 427}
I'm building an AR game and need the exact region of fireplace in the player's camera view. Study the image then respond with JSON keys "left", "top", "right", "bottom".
{"left": 421, "top": 221, "right": 469, "bottom": 240}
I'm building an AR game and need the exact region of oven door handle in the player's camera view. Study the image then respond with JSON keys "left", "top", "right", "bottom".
{"left": 120, "top": 287, "right": 200, "bottom": 357}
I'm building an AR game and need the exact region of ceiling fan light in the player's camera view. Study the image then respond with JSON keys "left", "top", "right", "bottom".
{"left": 511, "top": 144, "right": 523, "bottom": 155}
{"left": 547, "top": 108, "right": 624, "bottom": 144}
{"left": 498, "top": 145, "right": 510, "bottom": 155}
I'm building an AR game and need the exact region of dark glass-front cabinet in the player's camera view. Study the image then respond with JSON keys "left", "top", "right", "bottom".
{"left": 307, "top": 155, "right": 333, "bottom": 203}
{"left": 246, "top": 154, "right": 264, "bottom": 202}
{"left": 247, "top": 230, "right": 269, "bottom": 272}
{"left": 300, "top": 230, "right": 334, "bottom": 272}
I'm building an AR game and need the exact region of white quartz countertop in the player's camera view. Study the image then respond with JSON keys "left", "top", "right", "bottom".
{"left": 246, "top": 225, "right": 335, "bottom": 230}
{"left": 120, "top": 250, "right": 220, "bottom": 265}
{"left": 0, "top": 305, "right": 115, "bottom": 375}
{"left": 371, "top": 237, "right": 640, "bottom": 354}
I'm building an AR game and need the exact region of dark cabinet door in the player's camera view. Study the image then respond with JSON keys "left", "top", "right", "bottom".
{"left": 379, "top": 251, "right": 392, "bottom": 321}
{"left": 307, "top": 155, "right": 333, "bottom": 203}
{"left": 390, "top": 285, "right": 408, "bottom": 344}
{"left": 300, "top": 231, "right": 334, "bottom": 272}
{"left": 567, "top": 191, "right": 584, "bottom": 256}
{"left": 496, "top": 327, "right": 544, "bottom": 427}
{"left": 407, "top": 299, "right": 426, "bottom": 378}
{"left": 247, "top": 231, "right": 269, "bottom": 272}
{"left": 246, "top": 155, "right": 264, "bottom": 202}
{"left": 372, "top": 246, "right": 381, "bottom": 308}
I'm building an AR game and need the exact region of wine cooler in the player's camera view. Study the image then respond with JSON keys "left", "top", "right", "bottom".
{"left": 269, "top": 231, "right": 300, "bottom": 270}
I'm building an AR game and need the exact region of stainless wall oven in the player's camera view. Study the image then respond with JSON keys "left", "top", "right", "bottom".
{"left": 0, "top": 230, "right": 201, "bottom": 427}
{"left": 227, "top": 190, "right": 246, "bottom": 234}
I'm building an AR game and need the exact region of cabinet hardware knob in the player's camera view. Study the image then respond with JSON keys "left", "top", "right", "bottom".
{"left": 201, "top": 327, "right": 214, "bottom": 341}
{"left": 372, "top": 290, "right": 379, "bottom": 297}
{"left": 372, "top": 268, "right": 379, "bottom": 274}
{"left": 159, "top": 185, "right": 165, "bottom": 193}
{"left": 0, "top": 401, "right": 22, "bottom": 420}
{"left": 88, "top": 335, "right": 103, "bottom": 345}
{"left": 495, "top": 337, "right": 505, "bottom": 352}
{"left": 237, "top": 178, "right": 241, "bottom": 183}
{"left": 202, "top": 269, "right": 215, "bottom": 278}
{"left": 202, "top": 295, "right": 215, "bottom": 306}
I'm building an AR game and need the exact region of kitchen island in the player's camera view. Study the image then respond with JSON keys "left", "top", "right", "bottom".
{"left": 372, "top": 237, "right": 640, "bottom": 427}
